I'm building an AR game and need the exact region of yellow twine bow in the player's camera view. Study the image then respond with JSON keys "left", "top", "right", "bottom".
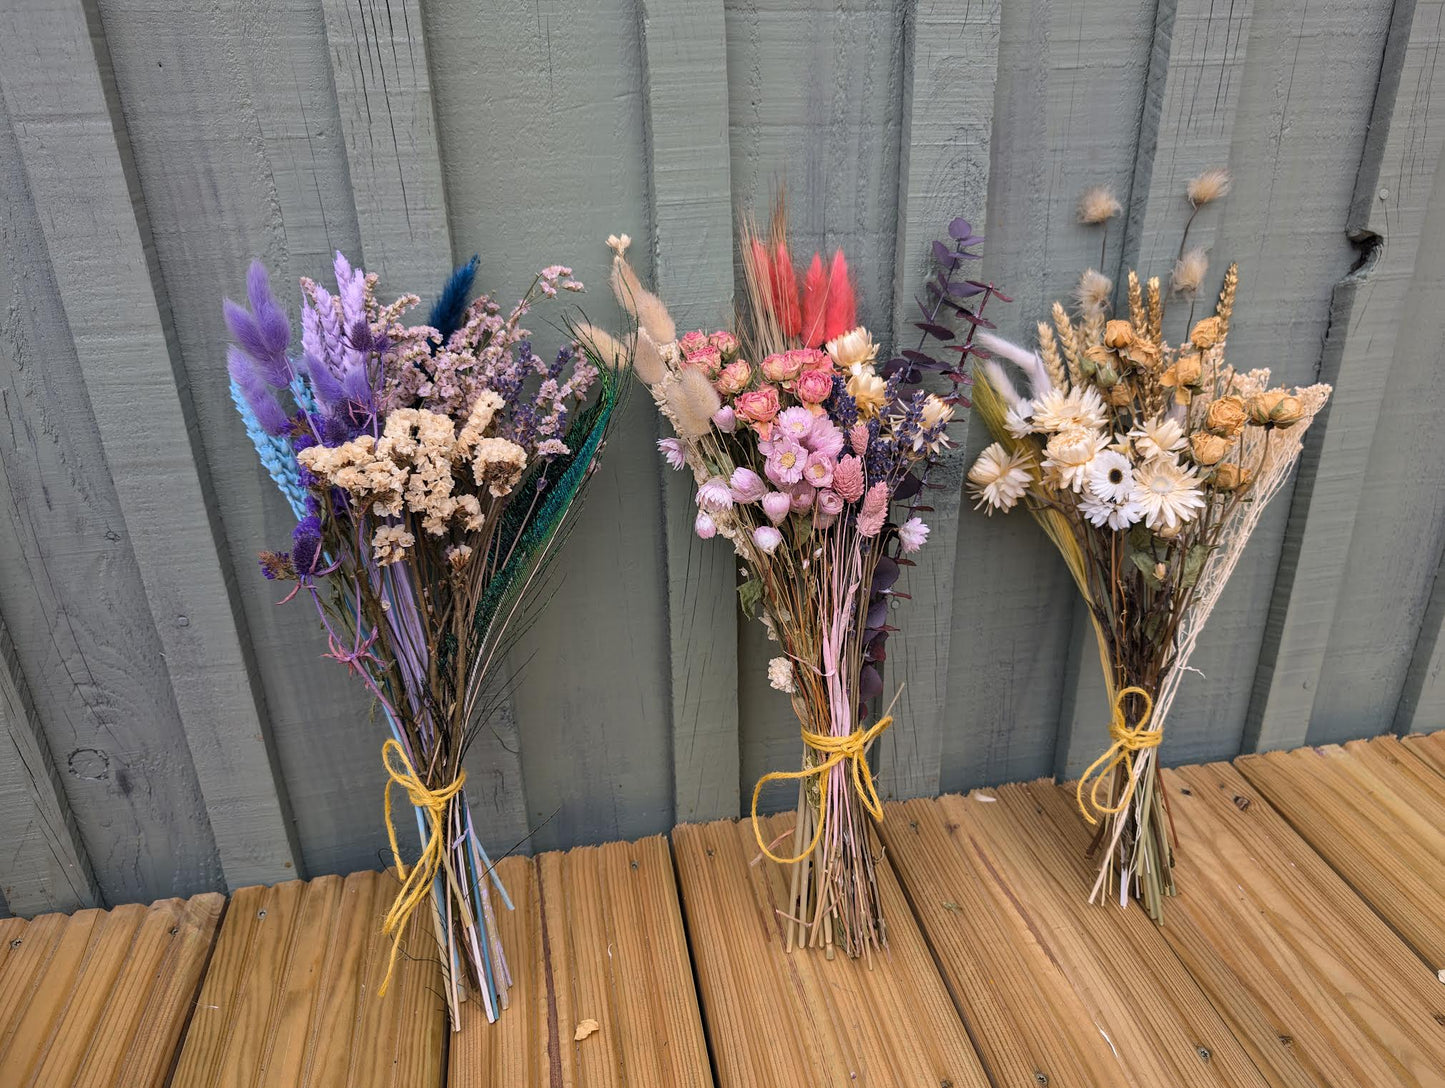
{"left": 1076, "top": 686, "right": 1160, "bottom": 825}
{"left": 751, "top": 715, "right": 893, "bottom": 865}
{"left": 378, "top": 737, "right": 466, "bottom": 997}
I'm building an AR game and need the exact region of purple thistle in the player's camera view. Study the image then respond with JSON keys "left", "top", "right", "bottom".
{"left": 291, "top": 515, "right": 323, "bottom": 575}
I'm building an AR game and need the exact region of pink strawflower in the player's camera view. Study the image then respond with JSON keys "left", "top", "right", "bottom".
{"left": 752, "top": 525, "right": 783, "bottom": 554}
{"left": 802, "top": 451, "right": 834, "bottom": 489}
{"left": 729, "top": 466, "right": 768, "bottom": 503}
{"left": 806, "top": 416, "right": 844, "bottom": 459}
{"left": 857, "top": 481, "right": 889, "bottom": 537}
{"left": 678, "top": 330, "right": 709, "bottom": 356}
{"left": 833, "top": 455, "right": 866, "bottom": 502}
{"left": 774, "top": 406, "right": 814, "bottom": 442}
{"left": 712, "top": 405, "right": 738, "bottom": 433}
{"left": 708, "top": 330, "right": 739, "bottom": 357}
{"left": 696, "top": 476, "right": 734, "bottom": 512}
{"left": 762, "top": 491, "right": 792, "bottom": 525}
{"left": 658, "top": 437, "right": 686, "bottom": 470}
{"left": 788, "top": 482, "right": 815, "bottom": 513}
{"left": 695, "top": 511, "right": 717, "bottom": 539}
{"left": 849, "top": 422, "right": 870, "bottom": 456}
{"left": 794, "top": 368, "right": 833, "bottom": 407}
{"left": 817, "top": 489, "right": 844, "bottom": 517}
{"left": 764, "top": 438, "right": 806, "bottom": 486}
{"left": 760, "top": 352, "right": 802, "bottom": 383}
{"left": 734, "top": 386, "right": 781, "bottom": 436}
{"left": 897, "top": 516, "right": 929, "bottom": 553}
{"left": 714, "top": 358, "right": 751, "bottom": 395}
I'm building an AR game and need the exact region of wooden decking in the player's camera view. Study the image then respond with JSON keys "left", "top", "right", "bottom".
{"left": 3, "top": 733, "right": 1445, "bottom": 1087}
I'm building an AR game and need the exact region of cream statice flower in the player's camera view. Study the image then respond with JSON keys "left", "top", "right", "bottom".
{"left": 1079, "top": 492, "right": 1143, "bottom": 530}
{"left": 1131, "top": 458, "right": 1205, "bottom": 530}
{"left": 967, "top": 442, "right": 1033, "bottom": 514}
{"left": 1085, "top": 450, "right": 1134, "bottom": 503}
{"left": 372, "top": 524, "right": 415, "bottom": 565}
{"left": 768, "top": 656, "right": 795, "bottom": 694}
{"left": 825, "top": 326, "right": 878, "bottom": 369}
{"left": 1042, "top": 428, "right": 1109, "bottom": 492}
{"left": 1128, "top": 415, "right": 1187, "bottom": 461}
{"left": 1030, "top": 386, "right": 1107, "bottom": 434}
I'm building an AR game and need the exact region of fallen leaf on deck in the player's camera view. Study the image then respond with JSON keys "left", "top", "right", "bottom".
{"left": 574, "top": 1018, "right": 601, "bottom": 1041}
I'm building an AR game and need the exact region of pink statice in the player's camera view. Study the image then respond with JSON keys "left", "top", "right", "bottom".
{"left": 762, "top": 491, "right": 792, "bottom": 525}
{"left": 696, "top": 476, "right": 733, "bottom": 512}
{"left": 752, "top": 525, "right": 783, "bottom": 554}
{"left": 729, "top": 467, "right": 768, "bottom": 503}
{"left": 658, "top": 437, "right": 686, "bottom": 470}
{"left": 833, "top": 455, "right": 866, "bottom": 502}
{"left": 802, "top": 451, "right": 834, "bottom": 489}
{"left": 764, "top": 439, "right": 807, "bottom": 486}
{"left": 857, "top": 481, "right": 889, "bottom": 537}
{"left": 897, "top": 517, "right": 929, "bottom": 553}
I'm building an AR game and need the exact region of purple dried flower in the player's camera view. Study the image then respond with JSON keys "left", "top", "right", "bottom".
{"left": 291, "top": 515, "right": 323, "bottom": 575}
{"left": 223, "top": 262, "right": 292, "bottom": 387}
{"left": 228, "top": 345, "right": 289, "bottom": 434}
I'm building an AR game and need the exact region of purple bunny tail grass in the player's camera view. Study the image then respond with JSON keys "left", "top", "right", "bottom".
{"left": 228, "top": 345, "right": 289, "bottom": 435}
{"left": 245, "top": 260, "right": 293, "bottom": 384}
{"left": 304, "top": 349, "right": 346, "bottom": 410}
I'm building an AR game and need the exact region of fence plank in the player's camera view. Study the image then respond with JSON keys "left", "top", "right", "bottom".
{"left": 944, "top": 0, "right": 1158, "bottom": 792}
{"left": 1247, "top": 0, "right": 1445, "bottom": 750}
{"left": 879, "top": 1, "right": 999, "bottom": 802}
{"left": 422, "top": 0, "right": 672, "bottom": 851}
{"left": 1395, "top": 543, "right": 1445, "bottom": 733}
{"left": 1053, "top": 0, "right": 1256, "bottom": 777}
{"left": 0, "top": 0, "right": 301, "bottom": 887}
{"left": 639, "top": 0, "right": 740, "bottom": 823}
{"left": 0, "top": 84, "right": 223, "bottom": 904}
{"left": 0, "top": 620, "right": 100, "bottom": 916}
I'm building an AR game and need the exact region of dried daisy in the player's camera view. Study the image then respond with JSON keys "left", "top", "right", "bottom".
{"left": 1077, "top": 185, "right": 1122, "bottom": 225}
{"left": 1187, "top": 167, "right": 1232, "bottom": 207}
{"left": 1171, "top": 246, "right": 1209, "bottom": 295}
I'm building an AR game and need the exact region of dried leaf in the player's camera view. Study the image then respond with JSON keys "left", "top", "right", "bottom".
{"left": 574, "top": 1018, "right": 601, "bottom": 1041}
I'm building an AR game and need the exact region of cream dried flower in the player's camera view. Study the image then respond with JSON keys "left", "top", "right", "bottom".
{"left": 767, "top": 656, "right": 795, "bottom": 694}
{"left": 967, "top": 442, "right": 1033, "bottom": 514}
{"left": 1077, "top": 186, "right": 1122, "bottom": 225}
{"left": 1030, "top": 386, "right": 1107, "bottom": 434}
{"left": 471, "top": 437, "right": 528, "bottom": 498}
{"left": 1187, "top": 167, "right": 1232, "bottom": 207}
{"left": 1131, "top": 458, "right": 1205, "bottom": 530}
{"left": 847, "top": 364, "right": 888, "bottom": 420}
{"left": 664, "top": 367, "right": 723, "bottom": 438}
{"left": 372, "top": 524, "right": 415, "bottom": 566}
{"left": 1080, "top": 491, "right": 1143, "bottom": 530}
{"left": 1128, "top": 416, "right": 1187, "bottom": 461}
{"left": 1042, "top": 427, "right": 1109, "bottom": 492}
{"left": 1171, "top": 246, "right": 1209, "bottom": 295}
{"left": 1085, "top": 450, "right": 1134, "bottom": 504}
{"left": 826, "top": 326, "right": 879, "bottom": 370}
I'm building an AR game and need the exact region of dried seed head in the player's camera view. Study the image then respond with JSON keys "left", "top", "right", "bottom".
{"left": 1171, "top": 246, "right": 1209, "bottom": 296}
{"left": 1187, "top": 167, "right": 1232, "bottom": 207}
{"left": 609, "top": 256, "right": 675, "bottom": 345}
{"left": 1074, "top": 268, "right": 1113, "bottom": 317}
{"left": 574, "top": 323, "right": 633, "bottom": 370}
{"left": 632, "top": 328, "right": 669, "bottom": 386}
{"left": 1077, "top": 185, "right": 1122, "bottom": 225}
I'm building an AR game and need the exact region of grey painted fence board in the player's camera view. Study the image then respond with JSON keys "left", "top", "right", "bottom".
{"left": 0, "top": 617, "right": 102, "bottom": 916}
{"left": 0, "top": 83, "right": 223, "bottom": 905}
{"left": 1246, "top": 0, "right": 1444, "bottom": 750}
{"left": 639, "top": 0, "right": 741, "bottom": 824}
{"left": 424, "top": 0, "right": 673, "bottom": 852}
{"left": 1396, "top": 536, "right": 1445, "bottom": 733}
{"left": 1054, "top": 0, "right": 1255, "bottom": 778}
{"left": 880, "top": 0, "right": 999, "bottom": 802}
{"left": 0, "top": 0, "right": 301, "bottom": 888}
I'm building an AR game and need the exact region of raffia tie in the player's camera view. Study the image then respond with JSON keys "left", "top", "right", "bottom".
{"left": 1075, "top": 686, "right": 1160, "bottom": 826}
{"left": 378, "top": 738, "right": 466, "bottom": 997}
{"left": 751, "top": 715, "right": 892, "bottom": 865}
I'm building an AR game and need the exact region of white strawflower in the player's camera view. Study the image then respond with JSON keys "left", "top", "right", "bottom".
{"left": 1004, "top": 401, "right": 1036, "bottom": 439}
{"left": 768, "top": 656, "right": 795, "bottom": 694}
{"left": 1085, "top": 450, "right": 1134, "bottom": 503}
{"left": 1042, "top": 427, "right": 1109, "bottom": 492}
{"left": 897, "top": 516, "right": 930, "bottom": 554}
{"left": 1080, "top": 493, "right": 1143, "bottom": 530}
{"left": 1128, "top": 416, "right": 1187, "bottom": 461}
{"left": 1131, "top": 459, "right": 1206, "bottom": 530}
{"left": 967, "top": 443, "right": 1033, "bottom": 514}
{"left": 825, "top": 326, "right": 878, "bottom": 369}
{"left": 1030, "top": 386, "right": 1108, "bottom": 434}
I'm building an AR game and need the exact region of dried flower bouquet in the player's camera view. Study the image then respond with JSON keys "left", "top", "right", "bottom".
{"left": 588, "top": 205, "right": 1001, "bottom": 955}
{"left": 965, "top": 171, "right": 1331, "bottom": 918}
{"left": 224, "top": 253, "right": 624, "bottom": 1026}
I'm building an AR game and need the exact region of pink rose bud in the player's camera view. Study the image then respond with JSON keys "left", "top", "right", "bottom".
{"left": 712, "top": 405, "right": 738, "bottom": 433}
{"left": 729, "top": 466, "right": 768, "bottom": 504}
{"left": 695, "top": 511, "right": 717, "bottom": 539}
{"left": 788, "top": 483, "right": 815, "bottom": 513}
{"left": 795, "top": 368, "right": 834, "bottom": 405}
{"left": 817, "top": 489, "right": 844, "bottom": 516}
{"left": 714, "top": 358, "right": 752, "bottom": 395}
{"left": 762, "top": 491, "right": 792, "bottom": 525}
{"left": 708, "top": 330, "right": 739, "bottom": 357}
{"left": 795, "top": 347, "right": 833, "bottom": 372}
{"left": 752, "top": 525, "right": 783, "bottom": 554}
{"left": 760, "top": 352, "right": 803, "bottom": 383}
{"left": 678, "top": 330, "right": 710, "bottom": 356}
{"left": 734, "top": 386, "right": 782, "bottom": 427}
{"left": 684, "top": 344, "right": 723, "bottom": 377}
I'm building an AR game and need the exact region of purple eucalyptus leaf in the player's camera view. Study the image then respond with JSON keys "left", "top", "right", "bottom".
{"left": 932, "top": 240, "right": 959, "bottom": 267}
{"left": 859, "top": 664, "right": 884, "bottom": 702}
{"left": 914, "top": 321, "right": 954, "bottom": 340}
{"left": 901, "top": 349, "right": 938, "bottom": 364}
{"left": 893, "top": 472, "right": 923, "bottom": 500}
{"left": 872, "top": 555, "right": 900, "bottom": 592}
{"left": 948, "top": 218, "right": 972, "bottom": 239}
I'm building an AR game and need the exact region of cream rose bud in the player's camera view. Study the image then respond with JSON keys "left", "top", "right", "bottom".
{"left": 760, "top": 351, "right": 803, "bottom": 383}
{"left": 1190, "top": 315, "right": 1223, "bottom": 349}
{"left": 1104, "top": 319, "right": 1135, "bottom": 349}
{"left": 1189, "top": 432, "right": 1229, "bottom": 466}
{"left": 1204, "top": 395, "right": 1247, "bottom": 436}
{"left": 825, "top": 326, "right": 877, "bottom": 369}
{"left": 1245, "top": 389, "right": 1288, "bottom": 426}
{"left": 714, "top": 358, "right": 752, "bottom": 395}
{"left": 1210, "top": 462, "right": 1253, "bottom": 491}
{"left": 1271, "top": 393, "right": 1304, "bottom": 427}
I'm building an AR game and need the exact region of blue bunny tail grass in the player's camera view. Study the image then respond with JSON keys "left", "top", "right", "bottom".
{"left": 428, "top": 256, "right": 480, "bottom": 342}
{"left": 230, "top": 378, "right": 309, "bottom": 519}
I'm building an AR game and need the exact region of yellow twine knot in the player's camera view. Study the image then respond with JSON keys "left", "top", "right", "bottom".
{"left": 378, "top": 738, "right": 466, "bottom": 997}
{"left": 1076, "top": 686, "right": 1160, "bottom": 825}
{"left": 751, "top": 715, "right": 893, "bottom": 865}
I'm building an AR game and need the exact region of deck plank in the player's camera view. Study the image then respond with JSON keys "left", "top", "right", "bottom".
{"left": 1402, "top": 730, "right": 1445, "bottom": 778}
{"left": 171, "top": 871, "right": 444, "bottom": 1087}
{"left": 1160, "top": 761, "right": 1445, "bottom": 1087}
{"left": 673, "top": 816, "right": 989, "bottom": 1088}
{"left": 1237, "top": 736, "right": 1445, "bottom": 975}
{"left": 0, "top": 894, "right": 221, "bottom": 1088}
{"left": 881, "top": 787, "right": 1267, "bottom": 1087}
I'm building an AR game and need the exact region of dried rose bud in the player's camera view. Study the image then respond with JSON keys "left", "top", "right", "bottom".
{"left": 1205, "top": 395, "right": 1247, "bottom": 436}
{"left": 1246, "top": 389, "right": 1289, "bottom": 425}
{"left": 1190, "top": 432, "right": 1230, "bottom": 466}
{"left": 1153, "top": 561, "right": 1168, "bottom": 582}
{"left": 1094, "top": 362, "right": 1120, "bottom": 387}
{"left": 1190, "top": 316, "right": 1223, "bottom": 349}
{"left": 1105, "top": 380, "right": 1134, "bottom": 406}
{"left": 1174, "top": 351, "right": 1203, "bottom": 386}
{"left": 1211, "top": 462, "right": 1253, "bottom": 490}
{"left": 1104, "top": 320, "right": 1135, "bottom": 349}
{"left": 1271, "top": 394, "right": 1304, "bottom": 427}
{"left": 1082, "top": 344, "right": 1111, "bottom": 375}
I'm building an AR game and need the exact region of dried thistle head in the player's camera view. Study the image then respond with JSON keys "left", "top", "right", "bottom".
{"left": 1187, "top": 167, "right": 1232, "bottom": 207}
{"left": 1077, "top": 186, "right": 1122, "bottom": 225}
{"left": 1171, "top": 246, "right": 1209, "bottom": 296}
{"left": 1074, "top": 268, "right": 1113, "bottom": 318}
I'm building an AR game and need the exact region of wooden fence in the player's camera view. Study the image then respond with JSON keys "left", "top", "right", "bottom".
{"left": 1, "top": 0, "right": 1442, "bottom": 916}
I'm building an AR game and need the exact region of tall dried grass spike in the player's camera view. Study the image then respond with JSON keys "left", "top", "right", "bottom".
{"left": 1038, "top": 322, "right": 1067, "bottom": 390}
{"left": 1052, "top": 301, "right": 1084, "bottom": 384}
{"left": 1216, "top": 263, "right": 1239, "bottom": 338}
{"left": 1127, "top": 271, "right": 1146, "bottom": 329}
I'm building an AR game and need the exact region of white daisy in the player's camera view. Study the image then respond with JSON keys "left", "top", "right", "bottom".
{"left": 1030, "top": 386, "right": 1108, "bottom": 434}
{"left": 1042, "top": 427, "right": 1109, "bottom": 492}
{"left": 1128, "top": 415, "right": 1187, "bottom": 461}
{"left": 1131, "top": 459, "right": 1206, "bottom": 530}
{"left": 1005, "top": 401, "right": 1036, "bottom": 439}
{"left": 1085, "top": 450, "right": 1135, "bottom": 503}
{"left": 1080, "top": 492, "right": 1143, "bottom": 530}
{"left": 966, "top": 442, "right": 1033, "bottom": 514}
